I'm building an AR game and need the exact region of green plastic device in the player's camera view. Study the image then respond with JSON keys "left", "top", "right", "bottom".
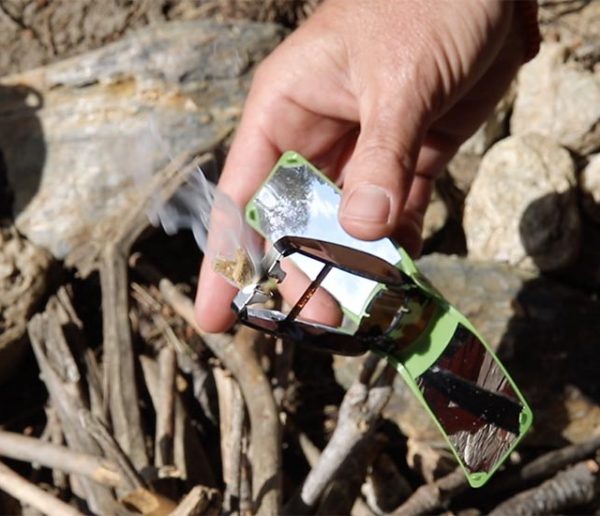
{"left": 244, "top": 151, "right": 533, "bottom": 488}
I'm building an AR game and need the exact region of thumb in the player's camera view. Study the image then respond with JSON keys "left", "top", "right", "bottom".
{"left": 339, "top": 96, "right": 429, "bottom": 241}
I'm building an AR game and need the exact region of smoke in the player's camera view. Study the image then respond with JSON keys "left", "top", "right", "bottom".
{"left": 132, "top": 116, "right": 262, "bottom": 287}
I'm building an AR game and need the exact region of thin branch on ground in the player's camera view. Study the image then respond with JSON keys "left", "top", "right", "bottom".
{"left": 490, "top": 460, "right": 599, "bottom": 516}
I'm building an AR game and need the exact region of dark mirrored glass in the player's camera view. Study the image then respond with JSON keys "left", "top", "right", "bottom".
{"left": 416, "top": 324, "right": 524, "bottom": 473}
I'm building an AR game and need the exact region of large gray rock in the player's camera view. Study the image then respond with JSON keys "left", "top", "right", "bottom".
{"left": 463, "top": 134, "right": 580, "bottom": 272}
{"left": 511, "top": 42, "right": 600, "bottom": 155}
{"left": 0, "top": 20, "right": 284, "bottom": 258}
{"left": 335, "top": 254, "right": 600, "bottom": 448}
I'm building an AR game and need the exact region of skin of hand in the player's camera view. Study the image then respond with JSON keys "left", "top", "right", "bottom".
{"left": 196, "top": 0, "right": 529, "bottom": 333}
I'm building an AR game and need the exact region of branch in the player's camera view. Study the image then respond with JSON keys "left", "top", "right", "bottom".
{"left": 0, "top": 431, "right": 122, "bottom": 488}
{"left": 155, "top": 345, "right": 177, "bottom": 467}
{"left": 490, "top": 461, "right": 599, "bottom": 515}
{"left": 391, "top": 468, "right": 468, "bottom": 516}
{"left": 0, "top": 461, "right": 83, "bottom": 516}
{"left": 95, "top": 152, "right": 216, "bottom": 471}
{"left": 287, "top": 353, "right": 395, "bottom": 513}
{"left": 131, "top": 255, "right": 281, "bottom": 515}
{"left": 28, "top": 306, "right": 119, "bottom": 514}
{"left": 170, "top": 485, "right": 222, "bottom": 516}
{"left": 492, "top": 433, "right": 600, "bottom": 494}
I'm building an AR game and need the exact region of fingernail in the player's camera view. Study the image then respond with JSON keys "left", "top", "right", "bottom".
{"left": 341, "top": 185, "right": 391, "bottom": 223}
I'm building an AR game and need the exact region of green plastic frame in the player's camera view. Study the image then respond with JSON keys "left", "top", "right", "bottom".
{"left": 246, "top": 151, "right": 533, "bottom": 488}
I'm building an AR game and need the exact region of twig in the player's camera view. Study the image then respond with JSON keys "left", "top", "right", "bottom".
{"left": 170, "top": 485, "right": 222, "bottom": 516}
{"left": 298, "top": 433, "right": 321, "bottom": 468}
{"left": 78, "top": 411, "right": 146, "bottom": 493}
{"left": 273, "top": 334, "right": 294, "bottom": 409}
{"left": 0, "top": 431, "right": 122, "bottom": 488}
{"left": 239, "top": 440, "right": 253, "bottom": 516}
{"left": 286, "top": 353, "right": 395, "bottom": 513}
{"left": 44, "top": 407, "right": 68, "bottom": 492}
{"left": 215, "top": 370, "right": 244, "bottom": 514}
{"left": 131, "top": 255, "right": 282, "bottom": 515}
{"left": 391, "top": 468, "right": 468, "bottom": 516}
{"left": 0, "top": 461, "right": 83, "bottom": 516}
{"left": 362, "top": 453, "right": 412, "bottom": 514}
{"left": 155, "top": 345, "right": 177, "bottom": 467}
{"left": 140, "top": 356, "right": 215, "bottom": 486}
{"left": 317, "top": 435, "right": 383, "bottom": 515}
{"left": 97, "top": 152, "right": 216, "bottom": 472}
{"left": 28, "top": 308, "right": 119, "bottom": 514}
{"left": 490, "top": 460, "right": 599, "bottom": 515}
{"left": 491, "top": 433, "right": 600, "bottom": 494}
{"left": 100, "top": 248, "right": 148, "bottom": 471}
{"left": 55, "top": 288, "right": 106, "bottom": 424}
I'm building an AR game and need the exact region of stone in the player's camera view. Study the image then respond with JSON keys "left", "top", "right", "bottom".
{"left": 0, "top": 20, "right": 284, "bottom": 259}
{"left": 0, "top": 225, "right": 52, "bottom": 383}
{"left": 511, "top": 42, "right": 600, "bottom": 155}
{"left": 539, "top": 0, "right": 600, "bottom": 67}
{"left": 334, "top": 254, "right": 600, "bottom": 451}
{"left": 463, "top": 134, "right": 580, "bottom": 272}
{"left": 581, "top": 154, "right": 600, "bottom": 223}
{"left": 458, "top": 82, "right": 515, "bottom": 157}
{"left": 446, "top": 152, "right": 481, "bottom": 197}
{"left": 422, "top": 187, "right": 448, "bottom": 243}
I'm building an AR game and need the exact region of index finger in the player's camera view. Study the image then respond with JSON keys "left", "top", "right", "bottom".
{"left": 194, "top": 96, "right": 280, "bottom": 333}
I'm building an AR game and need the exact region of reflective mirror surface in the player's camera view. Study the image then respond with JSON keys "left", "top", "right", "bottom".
{"left": 416, "top": 324, "right": 524, "bottom": 474}
{"left": 250, "top": 163, "right": 401, "bottom": 316}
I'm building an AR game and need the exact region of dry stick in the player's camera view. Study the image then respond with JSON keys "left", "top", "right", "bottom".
{"left": 317, "top": 435, "right": 383, "bottom": 515}
{"left": 0, "top": 431, "right": 122, "bottom": 488}
{"left": 139, "top": 356, "right": 215, "bottom": 486}
{"left": 391, "top": 467, "right": 468, "bottom": 516}
{"left": 133, "top": 282, "right": 218, "bottom": 428}
{"left": 286, "top": 353, "right": 395, "bottom": 514}
{"left": 0, "top": 461, "right": 83, "bottom": 516}
{"left": 491, "top": 433, "right": 600, "bottom": 494}
{"left": 42, "top": 407, "right": 69, "bottom": 492}
{"left": 362, "top": 453, "right": 412, "bottom": 514}
{"left": 55, "top": 288, "right": 106, "bottom": 424}
{"left": 78, "top": 411, "right": 146, "bottom": 493}
{"left": 273, "top": 332, "right": 294, "bottom": 409}
{"left": 490, "top": 460, "right": 600, "bottom": 516}
{"left": 170, "top": 485, "right": 222, "bottom": 516}
{"left": 28, "top": 310, "right": 119, "bottom": 515}
{"left": 239, "top": 434, "right": 253, "bottom": 516}
{"left": 223, "top": 379, "right": 245, "bottom": 514}
{"left": 130, "top": 255, "right": 282, "bottom": 515}
{"left": 155, "top": 346, "right": 177, "bottom": 468}
{"left": 99, "top": 151, "right": 216, "bottom": 472}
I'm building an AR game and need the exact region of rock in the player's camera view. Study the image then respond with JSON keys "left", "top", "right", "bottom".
{"left": 511, "top": 42, "right": 600, "bottom": 155}
{"left": 539, "top": 0, "right": 600, "bottom": 68}
{"left": 446, "top": 152, "right": 481, "bottom": 197}
{"left": 422, "top": 187, "right": 448, "bottom": 243}
{"left": 459, "top": 82, "right": 515, "bottom": 157}
{"left": 0, "top": 225, "right": 52, "bottom": 383}
{"left": 0, "top": 20, "right": 284, "bottom": 259}
{"left": 463, "top": 134, "right": 580, "bottom": 272}
{"left": 581, "top": 154, "right": 600, "bottom": 223}
{"left": 334, "top": 254, "right": 600, "bottom": 451}
{"left": 444, "top": 83, "right": 514, "bottom": 201}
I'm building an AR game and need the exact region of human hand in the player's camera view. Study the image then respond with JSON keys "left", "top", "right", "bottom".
{"left": 196, "top": 0, "right": 532, "bottom": 332}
